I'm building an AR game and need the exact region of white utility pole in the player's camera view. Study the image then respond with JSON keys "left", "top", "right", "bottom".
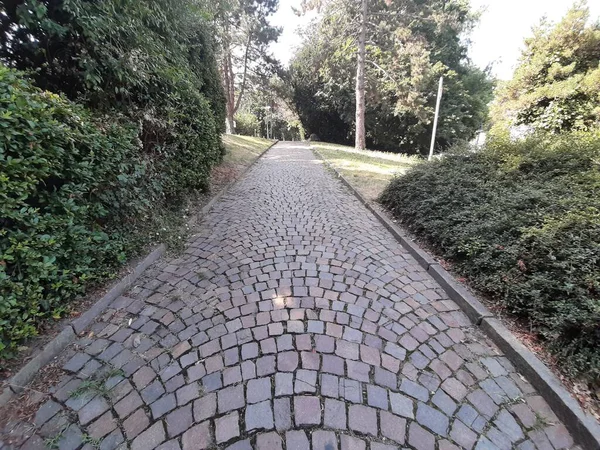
{"left": 428, "top": 76, "right": 444, "bottom": 161}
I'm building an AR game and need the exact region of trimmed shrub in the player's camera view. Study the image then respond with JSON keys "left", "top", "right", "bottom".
{"left": 0, "top": 0, "right": 226, "bottom": 357}
{"left": 380, "top": 133, "right": 600, "bottom": 380}
{"left": 0, "top": 65, "right": 219, "bottom": 355}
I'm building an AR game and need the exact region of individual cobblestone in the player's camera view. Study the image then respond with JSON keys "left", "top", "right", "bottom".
{"left": 5, "top": 142, "right": 581, "bottom": 450}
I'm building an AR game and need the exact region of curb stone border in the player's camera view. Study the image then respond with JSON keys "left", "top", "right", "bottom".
{"left": 0, "top": 139, "right": 278, "bottom": 407}
{"left": 311, "top": 145, "right": 600, "bottom": 450}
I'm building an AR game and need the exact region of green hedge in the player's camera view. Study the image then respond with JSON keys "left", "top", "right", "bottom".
{"left": 0, "top": 0, "right": 226, "bottom": 357}
{"left": 380, "top": 133, "right": 600, "bottom": 380}
{"left": 0, "top": 66, "right": 218, "bottom": 355}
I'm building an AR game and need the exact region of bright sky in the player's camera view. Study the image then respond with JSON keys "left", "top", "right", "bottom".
{"left": 269, "top": 0, "right": 600, "bottom": 80}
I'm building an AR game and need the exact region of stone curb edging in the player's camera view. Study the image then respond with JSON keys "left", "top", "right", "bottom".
{"left": 0, "top": 244, "right": 165, "bottom": 405}
{"left": 481, "top": 318, "right": 600, "bottom": 450}
{"left": 311, "top": 145, "right": 600, "bottom": 450}
{"left": 0, "top": 139, "right": 278, "bottom": 407}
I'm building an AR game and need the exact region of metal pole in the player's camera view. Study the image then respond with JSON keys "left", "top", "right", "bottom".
{"left": 428, "top": 76, "right": 443, "bottom": 161}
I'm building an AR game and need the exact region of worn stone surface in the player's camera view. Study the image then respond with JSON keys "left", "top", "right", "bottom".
{"left": 4, "top": 142, "right": 580, "bottom": 449}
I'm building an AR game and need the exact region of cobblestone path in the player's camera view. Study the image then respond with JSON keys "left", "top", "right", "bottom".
{"left": 13, "top": 142, "right": 579, "bottom": 449}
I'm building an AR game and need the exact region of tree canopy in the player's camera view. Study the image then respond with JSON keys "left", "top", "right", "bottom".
{"left": 491, "top": 2, "right": 600, "bottom": 134}
{"left": 289, "top": 0, "right": 494, "bottom": 154}
{"left": 216, "top": 0, "right": 281, "bottom": 133}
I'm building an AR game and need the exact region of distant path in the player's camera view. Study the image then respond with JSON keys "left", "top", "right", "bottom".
{"left": 12, "top": 142, "right": 577, "bottom": 449}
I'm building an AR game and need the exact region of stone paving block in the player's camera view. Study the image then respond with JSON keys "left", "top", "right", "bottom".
{"left": 257, "top": 355, "right": 276, "bottom": 376}
{"left": 324, "top": 398, "right": 347, "bottom": 429}
{"left": 312, "top": 430, "right": 338, "bottom": 450}
{"left": 399, "top": 379, "right": 429, "bottom": 402}
{"left": 340, "top": 378, "right": 362, "bottom": 403}
{"left": 286, "top": 430, "right": 310, "bottom": 450}
{"left": 493, "top": 409, "right": 524, "bottom": 443}
{"left": 467, "top": 389, "right": 499, "bottom": 419}
{"left": 278, "top": 351, "right": 299, "bottom": 371}
{"left": 123, "top": 408, "right": 150, "bottom": 440}
{"left": 257, "top": 431, "right": 283, "bottom": 450}
{"left": 194, "top": 393, "right": 216, "bottom": 422}
{"left": 294, "top": 396, "right": 321, "bottom": 426}
{"left": 165, "top": 404, "right": 193, "bottom": 438}
{"left": 274, "top": 397, "right": 292, "bottom": 431}
{"left": 347, "top": 360, "right": 370, "bottom": 382}
{"left": 295, "top": 369, "right": 317, "bottom": 393}
{"left": 87, "top": 410, "right": 117, "bottom": 439}
{"left": 416, "top": 403, "right": 449, "bottom": 437}
{"left": 348, "top": 404, "right": 378, "bottom": 436}
{"left": 248, "top": 377, "right": 272, "bottom": 403}
{"left": 380, "top": 411, "right": 406, "bottom": 444}
{"left": 322, "top": 354, "right": 345, "bottom": 375}
{"left": 78, "top": 396, "right": 110, "bottom": 425}
{"left": 202, "top": 372, "right": 222, "bottom": 392}
{"left": 367, "top": 384, "right": 388, "bottom": 409}
{"left": 340, "top": 435, "right": 366, "bottom": 450}
{"left": 275, "top": 372, "right": 294, "bottom": 396}
{"left": 432, "top": 390, "right": 457, "bottom": 415}
{"left": 99, "top": 427, "right": 124, "bottom": 450}
{"left": 34, "top": 400, "right": 62, "bottom": 426}
{"left": 182, "top": 421, "right": 212, "bottom": 450}
{"left": 141, "top": 380, "right": 166, "bottom": 405}
{"left": 131, "top": 421, "right": 165, "bottom": 450}
{"left": 157, "top": 439, "right": 182, "bottom": 450}
{"left": 246, "top": 400, "right": 274, "bottom": 431}
{"left": 151, "top": 393, "right": 177, "bottom": 419}
{"left": 450, "top": 419, "right": 478, "bottom": 449}
{"left": 56, "top": 423, "right": 84, "bottom": 450}
{"left": 216, "top": 412, "right": 240, "bottom": 444}
{"left": 63, "top": 353, "right": 91, "bottom": 373}
{"left": 371, "top": 443, "right": 397, "bottom": 450}
{"left": 408, "top": 422, "right": 436, "bottom": 450}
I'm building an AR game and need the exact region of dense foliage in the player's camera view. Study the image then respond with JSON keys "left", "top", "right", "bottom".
{"left": 289, "top": 0, "right": 494, "bottom": 154}
{"left": 216, "top": 0, "right": 280, "bottom": 133}
{"left": 491, "top": 4, "right": 600, "bottom": 134}
{"left": 0, "top": 0, "right": 225, "bottom": 355}
{"left": 235, "top": 77, "right": 305, "bottom": 140}
{"left": 380, "top": 133, "right": 600, "bottom": 380}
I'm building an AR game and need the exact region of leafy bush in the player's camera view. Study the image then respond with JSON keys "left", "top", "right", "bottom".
{"left": 0, "top": 0, "right": 226, "bottom": 357}
{"left": 235, "top": 113, "right": 261, "bottom": 137}
{"left": 380, "top": 133, "right": 600, "bottom": 380}
{"left": 0, "top": 65, "right": 219, "bottom": 355}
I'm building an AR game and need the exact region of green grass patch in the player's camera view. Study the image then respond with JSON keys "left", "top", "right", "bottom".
{"left": 222, "top": 135, "right": 275, "bottom": 168}
{"left": 312, "top": 142, "right": 420, "bottom": 200}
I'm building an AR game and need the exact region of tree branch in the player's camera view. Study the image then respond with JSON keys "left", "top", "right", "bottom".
{"left": 366, "top": 59, "right": 398, "bottom": 83}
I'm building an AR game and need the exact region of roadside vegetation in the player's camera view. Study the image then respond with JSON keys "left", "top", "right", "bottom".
{"left": 380, "top": 4, "right": 600, "bottom": 384}
{"left": 0, "top": 0, "right": 226, "bottom": 358}
{"left": 290, "top": 0, "right": 493, "bottom": 154}
{"left": 313, "top": 143, "right": 419, "bottom": 200}
{"left": 222, "top": 135, "right": 275, "bottom": 169}
{"left": 381, "top": 132, "right": 600, "bottom": 380}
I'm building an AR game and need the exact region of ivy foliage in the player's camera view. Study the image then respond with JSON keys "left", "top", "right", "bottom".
{"left": 0, "top": 0, "right": 226, "bottom": 355}
{"left": 380, "top": 132, "right": 600, "bottom": 380}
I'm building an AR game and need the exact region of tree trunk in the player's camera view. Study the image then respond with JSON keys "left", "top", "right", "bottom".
{"left": 221, "top": 28, "right": 236, "bottom": 134}
{"left": 225, "top": 115, "right": 235, "bottom": 134}
{"left": 355, "top": 0, "right": 367, "bottom": 150}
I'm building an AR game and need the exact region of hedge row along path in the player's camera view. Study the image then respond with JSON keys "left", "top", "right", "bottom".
{"left": 3, "top": 142, "right": 579, "bottom": 449}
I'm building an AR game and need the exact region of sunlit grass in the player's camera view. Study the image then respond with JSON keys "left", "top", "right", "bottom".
{"left": 312, "top": 142, "right": 421, "bottom": 200}
{"left": 222, "top": 134, "right": 275, "bottom": 167}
